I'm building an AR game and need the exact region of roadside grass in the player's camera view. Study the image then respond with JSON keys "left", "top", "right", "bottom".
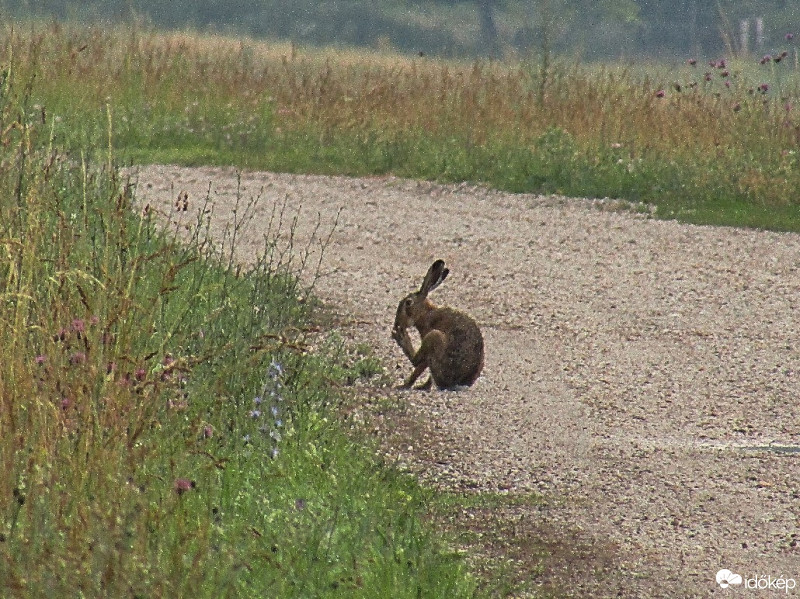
{"left": 8, "top": 23, "right": 800, "bottom": 231}
{"left": 0, "top": 36, "right": 479, "bottom": 598}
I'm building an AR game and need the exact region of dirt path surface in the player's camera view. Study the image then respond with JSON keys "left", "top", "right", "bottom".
{"left": 132, "top": 165, "right": 800, "bottom": 597}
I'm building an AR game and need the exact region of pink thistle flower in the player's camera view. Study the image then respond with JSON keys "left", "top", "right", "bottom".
{"left": 655, "top": 89, "right": 666, "bottom": 98}
{"left": 173, "top": 478, "right": 195, "bottom": 495}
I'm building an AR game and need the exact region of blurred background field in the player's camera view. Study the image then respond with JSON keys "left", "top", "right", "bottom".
{"left": 6, "top": 0, "right": 800, "bottom": 62}
{"left": 5, "top": 13, "right": 800, "bottom": 229}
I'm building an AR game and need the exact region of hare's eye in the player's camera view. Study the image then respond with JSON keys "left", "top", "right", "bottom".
{"left": 404, "top": 298, "right": 414, "bottom": 307}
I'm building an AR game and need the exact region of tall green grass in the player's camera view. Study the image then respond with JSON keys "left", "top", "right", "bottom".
{"left": 0, "top": 27, "right": 478, "bottom": 597}
{"left": 8, "top": 23, "right": 800, "bottom": 230}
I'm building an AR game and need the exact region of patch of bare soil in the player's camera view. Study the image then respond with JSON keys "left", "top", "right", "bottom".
{"left": 131, "top": 165, "right": 800, "bottom": 598}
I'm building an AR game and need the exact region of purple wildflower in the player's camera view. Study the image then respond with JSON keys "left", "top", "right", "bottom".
{"left": 268, "top": 360, "right": 284, "bottom": 379}
{"left": 173, "top": 478, "right": 195, "bottom": 495}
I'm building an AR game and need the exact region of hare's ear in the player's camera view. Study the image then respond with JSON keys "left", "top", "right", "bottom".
{"left": 419, "top": 260, "right": 449, "bottom": 297}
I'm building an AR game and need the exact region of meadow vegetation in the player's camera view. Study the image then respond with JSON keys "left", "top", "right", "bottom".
{"left": 11, "top": 22, "right": 800, "bottom": 230}
{"left": 3, "top": 19, "right": 800, "bottom": 598}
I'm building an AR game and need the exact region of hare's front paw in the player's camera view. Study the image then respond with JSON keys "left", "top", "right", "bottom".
{"left": 392, "top": 327, "right": 414, "bottom": 360}
{"left": 391, "top": 326, "right": 408, "bottom": 346}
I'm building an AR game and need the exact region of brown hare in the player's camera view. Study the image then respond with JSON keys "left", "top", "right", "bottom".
{"left": 391, "top": 260, "right": 484, "bottom": 390}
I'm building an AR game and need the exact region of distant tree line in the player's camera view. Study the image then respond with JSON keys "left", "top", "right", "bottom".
{"left": 5, "top": 0, "right": 799, "bottom": 60}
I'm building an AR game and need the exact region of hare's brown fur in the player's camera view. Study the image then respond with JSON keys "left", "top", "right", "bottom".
{"left": 392, "top": 260, "right": 484, "bottom": 390}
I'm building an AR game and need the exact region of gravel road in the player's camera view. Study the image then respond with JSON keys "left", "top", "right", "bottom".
{"left": 132, "top": 164, "right": 800, "bottom": 598}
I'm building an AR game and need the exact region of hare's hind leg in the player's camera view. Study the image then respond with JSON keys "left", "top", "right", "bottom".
{"left": 416, "top": 377, "right": 433, "bottom": 390}
{"left": 396, "top": 329, "right": 446, "bottom": 390}
{"left": 400, "top": 363, "right": 428, "bottom": 389}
